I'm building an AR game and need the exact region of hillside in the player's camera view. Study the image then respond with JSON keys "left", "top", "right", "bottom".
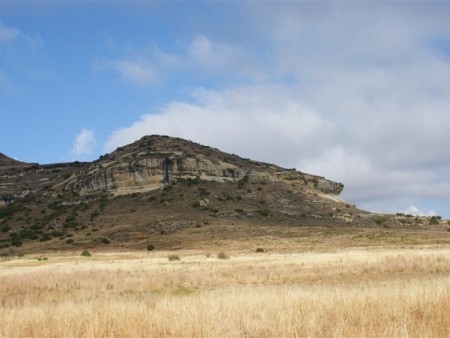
{"left": 0, "top": 135, "right": 447, "bottom": 253}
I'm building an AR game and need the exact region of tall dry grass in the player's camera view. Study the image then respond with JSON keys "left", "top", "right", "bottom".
{"left": 2, "top": 248, "right": 450, "bottom": 337}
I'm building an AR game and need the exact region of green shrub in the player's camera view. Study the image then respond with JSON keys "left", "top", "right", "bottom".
{"left": 1, "top": 224, "right": 10, "bottom": 233}
{"left": 90, "top": 211, "right": 99, "bottom": 221}
{"left": 11, "top": 237, "right": 22, "bottom": 247}
{"left": 39, "top": 235, "right": 52, "bottom": 242}
{"left": 218, "top": 193, "right": 233, "bottom": 202}
{"left": 429, "top": 216, "right": 440, "bottom": 225}
{"left": 217, "top": 251, "right": 229, "bottom": 259}
{"left": 256, "top": 209, "right": 269, "bottom": 217}
{"left": 81, "top": 250, "right": 91, "bottom": 257}
{"left": 256, "top": 247, "right": 264, "bottom": 253}
{"left": 202, "top": 206, "right": 219, "bottom": 214}
{"left": 147, "top": 244, "right": 155, "bottom": 251}
{"left": 66, "top": 238, "right": 74, "bottom": 244}
{"left": 198, "top": 188, "right": 210, "bottom": 196}
{"left": 168, "top": 254, "right": 180, "bottom": 261}
{"left": 372, "top": 215, "right": 387, "bottom": 225}
{"left": 240, "top": 175, "right": 249, "bottom": 184}
{"left": 101, "top": 237, "right": 111, "bottom": 244}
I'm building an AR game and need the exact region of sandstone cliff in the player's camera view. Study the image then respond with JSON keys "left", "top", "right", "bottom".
{"left": 57, "top": 135, "right": 343, "bottom": 197}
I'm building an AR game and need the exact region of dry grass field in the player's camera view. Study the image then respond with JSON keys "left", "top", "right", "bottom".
{"left": 2, "top": 233, "right": 450, "bottom": 338}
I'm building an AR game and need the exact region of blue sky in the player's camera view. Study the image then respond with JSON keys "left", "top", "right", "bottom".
{"left": 2, "top": 1, "right": 450, "bottom": 218}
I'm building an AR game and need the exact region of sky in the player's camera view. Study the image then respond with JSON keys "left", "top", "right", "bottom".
{"left": 1, "top": 1, "right": 450, "bottom": 218}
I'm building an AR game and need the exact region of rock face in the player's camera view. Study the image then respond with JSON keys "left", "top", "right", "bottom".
{"left": 58, "top": 135, "right": 343, "bottom": 197}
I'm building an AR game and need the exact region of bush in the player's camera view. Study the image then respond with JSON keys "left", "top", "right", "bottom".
{"left": 217, "top": 251, "right": 229, "bottom": 259}
{"left": 1, "top": 224, "right": 11, "bottom": 233}
{"left": 147, "top": 244, "right": 155, "bottom": 251}
{"left": 372, "top": 215, "right": 387, "bottom": 225}
{"left": 218, "top": 193, "right": 233, "bottom": 202}
{"left": 81, "top": 250, "right": 91, "bottom": 257}
{"left": 39, "top": 235, "right": 52, "bottom": 242}
{"left": 256, "top": 208, "right": 269, "bottom": 217}
{"left": 256, "top": 247, "right": 265, "bottom": 253}
{"left": 101, "top": 237, "right": 111, "bottom": 244}
{"left": 168, "top": 254, "right": 180, "bottom": 261}
{"left": 11, "top": 237, "right": 22, "bottom": 247}
{"left": 198, "top": 188, "right": 210, "bottom": 196}
{"left": 238, "top": 175, "right": 249, "bottom": 188}
{"left": 429, "top": 216, "right": 441, "bottom": 225}
{"left": 66, "top": 238, "right": 74, "bottom": 244}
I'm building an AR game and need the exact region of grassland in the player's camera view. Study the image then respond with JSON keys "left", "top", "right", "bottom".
{"left": 2, "top": 228, "right": 450, "bottom": 338}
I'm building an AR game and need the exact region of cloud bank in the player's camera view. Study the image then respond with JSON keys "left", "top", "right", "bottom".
{"left": 102, "top": 3, "right": 450, "bottom": 216}
{"left": 72, "top": 128, "right": 97, "bottom": 161}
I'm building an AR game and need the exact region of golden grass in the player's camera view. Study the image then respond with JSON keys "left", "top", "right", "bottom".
{"left": 2, "top": 247, "right": 450, "bottom": 337}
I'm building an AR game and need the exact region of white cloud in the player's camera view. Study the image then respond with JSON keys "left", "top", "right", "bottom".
{"left": 104, "top": 84, "right": 329, "bottom": 162}
{"left": 100, "top": 59, "right": 156, "bottom": 85}
{"left": 102, "top": 3, "right": 450, "bottom": 217}
{"left": 95, "top": 46, "right": 181, "bottom": 85}
{"left": 96, "top": 34, "right": 263, "bottom": 85}
{"left": 0, "top": 21, "right": 43, "bottom": 51}
{"left": 71, "top": 128, "right": 97, "bottom": 160}
{"left": 403, "top": 206, "right": 436, "bottom": 217}
{"left": 0, "top": 23, "right": 20, "bottom": 43}
{"left": 188, "top": 35, "right": 264, "bottom": 80}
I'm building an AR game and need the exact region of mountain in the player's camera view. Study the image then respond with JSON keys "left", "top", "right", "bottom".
{"left": 0, "top": 135, "right": 444, "bottom": 253}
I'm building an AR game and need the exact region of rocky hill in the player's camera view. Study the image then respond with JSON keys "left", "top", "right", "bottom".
{"left": 0, "top": 135, "right": 446, "bottom": 253}
{"left": 58, "top": 135, "right": 344, "bottom": 196}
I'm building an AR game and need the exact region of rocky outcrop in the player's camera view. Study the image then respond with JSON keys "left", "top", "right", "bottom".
{"left": 57, "top": 136, "right": 343, "bottom": 197}
{"left": 61, "top": 155, "right": 246, "bottom": 196}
